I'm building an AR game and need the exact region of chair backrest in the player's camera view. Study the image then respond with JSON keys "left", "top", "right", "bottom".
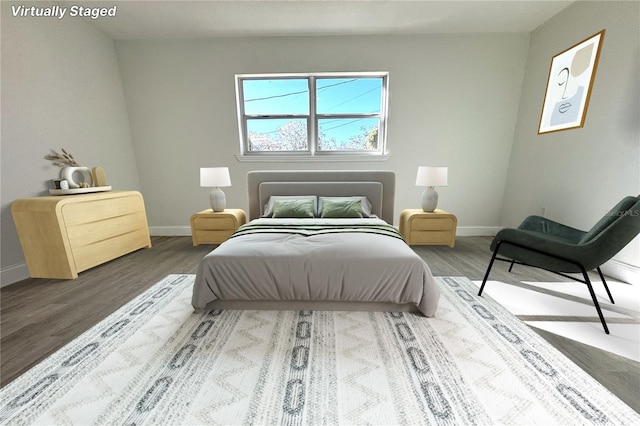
{"left": 577, "top": 195, "right": 640, "bottom": 270}
{"left": 580, "top": 195, "right": 640, "bottom": 243}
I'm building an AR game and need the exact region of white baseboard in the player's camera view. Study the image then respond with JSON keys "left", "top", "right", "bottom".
{"left": 149, "top": 226, "right": 192, "bottom": 236}
{"left": 601, "top": 259, "right": 640, "bottom": 285}
{"left": 1, "top": 262, "right": 30, "bottom": 288}
{"left": 9, "top": 226, "right": 632, "bottom": 287}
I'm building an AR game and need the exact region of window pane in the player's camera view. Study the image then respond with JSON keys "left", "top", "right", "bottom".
{"left": 318, "top": 118, "right": 379, "bottom": 151}
{"left": 316, "top": 78, "right": 382, "bottom": 114}
{"left": 243, "top": 79, "right": 309, "bottom": 115}
{"left": 247, "top": 119, "right": 308, "bottom": 151}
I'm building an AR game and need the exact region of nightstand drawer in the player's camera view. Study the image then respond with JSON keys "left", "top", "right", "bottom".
{"left": 193, "top": 229, "right": 235, "bottom": 244}
{"left": 410, "top": 231, "right": 454, "bottom": 245}
{"left": 411, "top": 218, "right": 455, "bottom": 231}
{"left": 192, "top": 216, "right": 236, "bottom": 231}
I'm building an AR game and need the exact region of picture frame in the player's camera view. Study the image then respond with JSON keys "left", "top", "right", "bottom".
{"left": 538, "top": 29, "right": 605, "bottom": 134}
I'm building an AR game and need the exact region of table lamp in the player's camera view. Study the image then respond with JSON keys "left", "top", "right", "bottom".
{"left": 415, "top": 166, "right": 448, "bottom": 212}
{"left": 200, "top": 167, "right": 231, "bottom": 212}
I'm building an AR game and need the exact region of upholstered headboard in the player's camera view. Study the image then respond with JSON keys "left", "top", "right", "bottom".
{"left": 247, "top": 170, "right": 396, "bottom": 223}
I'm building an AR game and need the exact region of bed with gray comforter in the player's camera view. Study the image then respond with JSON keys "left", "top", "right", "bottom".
{"left": 191, "top": 170, "right": 440, "bottom": 316}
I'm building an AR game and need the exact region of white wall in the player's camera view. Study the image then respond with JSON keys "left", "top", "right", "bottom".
{"left": 502, "top": 1, "right": 640, "bottom": 282}
{"left": 115, "top": 33, "right": 529, "bottom": 233}
{"left": 0, "top": 6, "right": 141, "bottom": 285}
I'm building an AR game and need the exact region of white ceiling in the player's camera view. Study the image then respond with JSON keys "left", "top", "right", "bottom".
{"left": 79, "top": 0, "right": 575, "bottom": 40}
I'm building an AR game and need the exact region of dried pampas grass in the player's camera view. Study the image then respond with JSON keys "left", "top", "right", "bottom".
{"left": 44, "top": 148, "right": 81, "bottom": 167}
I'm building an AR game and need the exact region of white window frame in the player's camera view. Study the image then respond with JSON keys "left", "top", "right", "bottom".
{"left": 235, "top": 72, "right": 389, "bottom": 162}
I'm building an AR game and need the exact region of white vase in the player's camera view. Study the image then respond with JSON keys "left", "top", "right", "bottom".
{"left": 60, "top": 166, "right": 93, "bottom": 189}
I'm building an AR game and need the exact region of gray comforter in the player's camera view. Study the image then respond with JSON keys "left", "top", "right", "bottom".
{"left": 192, "top": 218, "right": 440, "bottom": 316}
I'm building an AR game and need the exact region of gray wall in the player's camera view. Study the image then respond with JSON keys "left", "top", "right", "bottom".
{"left": 3, "top": 2, "right": 638, "bottom": 286}
{"left": 115, "top": 34, "right": 528, "bottom": 234}
{"left": 0, "top": 7, "right": 141, "bottom": 284}
{"left": 501, "top": 1, "right": 640, "bottom": 281}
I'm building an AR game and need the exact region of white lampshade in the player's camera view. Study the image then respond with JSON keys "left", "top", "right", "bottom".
{"left": 200, "top": 167, "right": 231, "bottom": 212}
{"left": 200, "top": 167, "right": 231, "bottom": 188}
{"left": 415, "top": 166, "right": 448, "bottom": 187}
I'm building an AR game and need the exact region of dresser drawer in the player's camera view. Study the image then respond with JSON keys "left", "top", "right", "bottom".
{"left": 192, "top": 216, "right": 236, "bottom": 231}
{"left": 411, "top": 218, "right": 455, "bottom": 231}
{"left": 66, "top": 212, "right": 148, "bottom": 248}
{"left": 61, "top": 195, "right": 144, "bottom": 226}
{"left": 72, "top": 228, "right": 151, "bottom": 272}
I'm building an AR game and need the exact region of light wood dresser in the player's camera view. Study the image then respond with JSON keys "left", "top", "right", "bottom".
{"left": 11, "top": 191, "right": 151, "bottom": 279}
{"left": 399, "top": 208, "right": 457, "bottom": 247}
{"left": 190, "top": 209, "right": 246, "bottom": 245}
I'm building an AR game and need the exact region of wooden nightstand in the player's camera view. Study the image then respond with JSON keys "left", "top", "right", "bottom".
{"left": 190, "top": 209, "right": 247, "bottom": 246}
{"left": 399, "top": 209, "right": 457, "bottom": 247}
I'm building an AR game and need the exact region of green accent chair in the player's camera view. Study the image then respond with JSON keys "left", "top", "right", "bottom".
{"left": 478, "top": 195, "right": 640, "bottom": 334}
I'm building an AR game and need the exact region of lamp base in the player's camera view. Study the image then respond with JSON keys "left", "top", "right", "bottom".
{"left": 421, "top": 187, "right": 438, "bottom": 212}
{"left": 210, "top": 188, "right": 226, "bottom": 212}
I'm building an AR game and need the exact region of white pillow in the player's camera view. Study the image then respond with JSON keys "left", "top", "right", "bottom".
{"left": 263, "top": 195, "right": 318, "bottom": 217}
{"left": 318, "top": 196, "right": 372, "bottom": 218}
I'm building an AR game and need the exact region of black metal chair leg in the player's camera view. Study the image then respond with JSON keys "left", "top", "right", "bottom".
{"left": 581, "top": 268, "right": 610, "bottom": 334}
{"left": 596, "top": 267, "right": 615, "bottom": 304}
{"left": 478, "top": 243, "right": 501, "bottom": 296}
{"left": 508, "top": 260, "right": 516, "bottom": 272}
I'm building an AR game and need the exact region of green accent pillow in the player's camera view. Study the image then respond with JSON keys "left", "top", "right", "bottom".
{"left": 320, "top": 199, "right": 363, "bottom": 218}
{"left": 272, "top": 199, "right": 316, "bottom": 218}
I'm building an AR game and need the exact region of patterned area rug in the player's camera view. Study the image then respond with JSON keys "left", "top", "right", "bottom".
{"left": 1, "top": 275, "right": 638, "bottom": 425}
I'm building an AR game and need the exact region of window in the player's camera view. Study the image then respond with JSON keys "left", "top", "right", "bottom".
{"left": 235, "top": 73, "right": 388, "bottom": 158}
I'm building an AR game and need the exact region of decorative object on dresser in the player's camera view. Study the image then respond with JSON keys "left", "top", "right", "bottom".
{"left": 190, "top": 208, "right": 247, "bottom": 246}
{"left": 91, "top": 166, "right": 108, "bottom": 187}
{"left": 415, "top": 166, "right": 448, "bottom": 212}
{"left": 44, "top": 148, "right": 112, "bottom": 195}
{"left": 200, "top": 167, "right": 231, "bottom": 212}
{"left": 11, "top": 191, "right": 151, "bottom": 279}
{"left": 399, "top": 208, "right": 457, "bottom": 247}
{"left": 59, "top": 166, "right": 93, "bottom": 189}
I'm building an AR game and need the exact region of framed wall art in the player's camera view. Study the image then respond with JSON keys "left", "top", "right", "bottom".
{"left": 538, "top": 29, "right": 605, "bottom": 134}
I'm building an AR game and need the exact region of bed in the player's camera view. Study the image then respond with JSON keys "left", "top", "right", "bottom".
{"left": 192, "top": 170, "right": 440, "bottom": 316}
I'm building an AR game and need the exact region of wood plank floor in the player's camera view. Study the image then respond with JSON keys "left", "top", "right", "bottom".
{"left": 1, "top": 236, "right": 638, "bottom": 413}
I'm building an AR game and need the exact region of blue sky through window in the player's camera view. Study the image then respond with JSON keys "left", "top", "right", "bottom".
{"left": 242, "top": 77, "right": 383, "bottom": 151}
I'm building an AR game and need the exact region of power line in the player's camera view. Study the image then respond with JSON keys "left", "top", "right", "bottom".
{"left": 245, "top": 89, "right": 308, "bottom": 103}
{"left": 322, "top": 87, "right": 380, "bottom": 112}
{"left": 322, "top": 118, "right": 366, "bottom": 132}
{"left": 246, "top": 78, "right": 361, "bottom": 103}
{"left": 317, "top": 79, "right": 357, "bottom": 91}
